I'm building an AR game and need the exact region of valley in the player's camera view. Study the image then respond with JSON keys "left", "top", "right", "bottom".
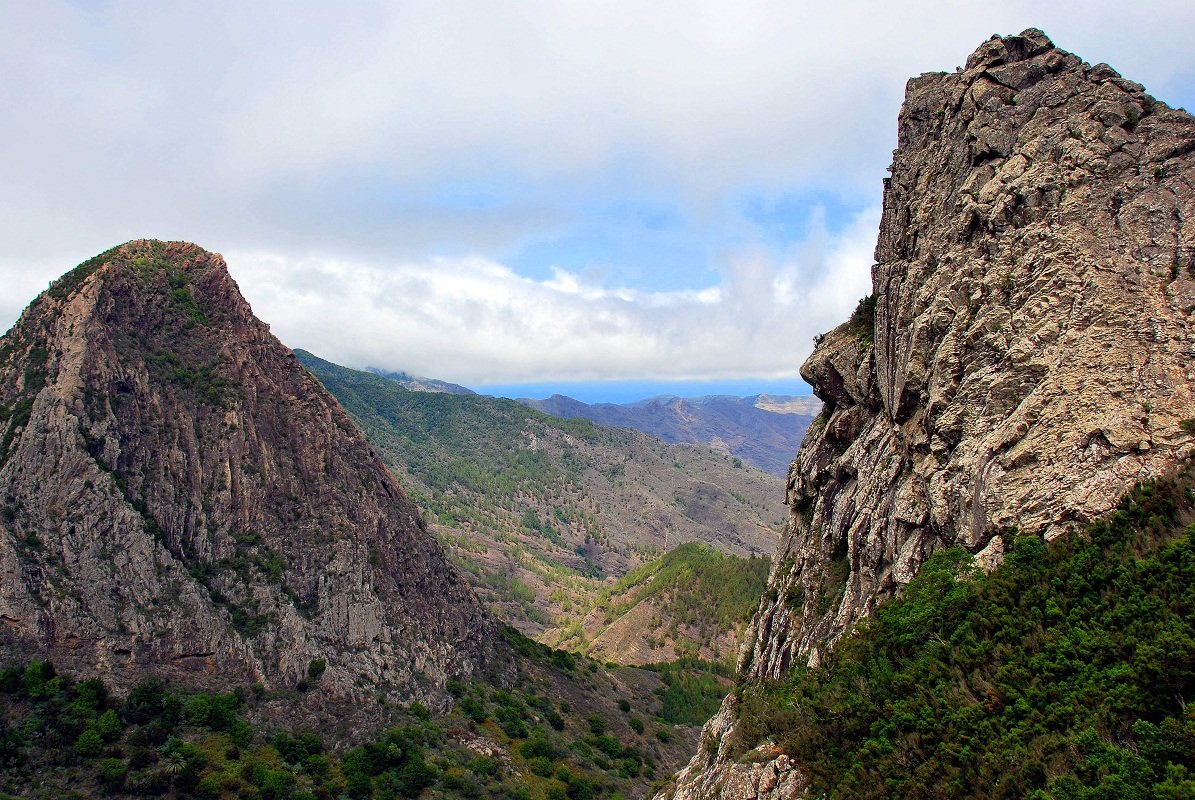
{"left": 1, "top": 21, "right": 1193, "bottom": 800}
{"left": 298, "top": 351, "right": 783, "bottom": 662}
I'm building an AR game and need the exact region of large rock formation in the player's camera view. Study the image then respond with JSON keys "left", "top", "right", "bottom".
{"left": 0, "top": 240, "right": 506, "bottom": 712}
{"left": 665, "top": 29, "right": 1195, "bottom": 800}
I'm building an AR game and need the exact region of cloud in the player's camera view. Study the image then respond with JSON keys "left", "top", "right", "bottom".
{"left": 229, "top": 205, "right": 878, "bottom": 384}
{"left": 2, "top": 2, "right": 1194, "bottom": 383}
{"left": 4, "top": 2, "right": 1194, "bottom": 264}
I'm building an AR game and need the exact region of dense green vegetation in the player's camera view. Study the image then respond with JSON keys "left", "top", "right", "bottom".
{"left": 0, "top": 629, "right": 706, "bottom": 799}
{"left": 559, "top": 544, "right": 770, "bottom": 661}
{"left": 297, "top": 351, "right": 610, "bottom": 553}
{"left": 643, "top": 660, "right": 735, "bottom": 727}
{"left": 731, "top": 467, "right": 1195, "bottom": 799}
{"left": 601, "top": 544, "right": 769, "bottom": 633}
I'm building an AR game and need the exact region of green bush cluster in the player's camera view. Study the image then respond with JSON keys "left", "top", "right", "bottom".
{"left": 732, "top": 467, "right": 1195, "bottom": 799}
{"left": 848, "top": 293, "right": 878, "bottom": 344}
{"left": 1, "top": 653, "right": 656, "bottom": 799}
{"left": 644, "top": 659, "right": 733, "bottom": 726}
{"left": 598, "top": 544, "right": 769, "bottom": 651}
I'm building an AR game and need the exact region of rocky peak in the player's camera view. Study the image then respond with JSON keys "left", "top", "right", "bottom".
{"left": 0, "top": 240, "right": 507, "bottom": 717}
{"left": 664, "top": 29, "right": 1195, "bottom": 800}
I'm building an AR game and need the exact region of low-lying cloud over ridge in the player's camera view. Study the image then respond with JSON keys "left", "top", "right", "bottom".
{"left": 231, "top": 206, "right": 877, "bottom": 384}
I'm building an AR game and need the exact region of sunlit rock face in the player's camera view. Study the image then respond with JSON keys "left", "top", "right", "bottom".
{"left": 0, "top": 240, "right": 509, "bottom": 720}
{"left": 663, "top": 28, "right": 1195, "bottom": 800}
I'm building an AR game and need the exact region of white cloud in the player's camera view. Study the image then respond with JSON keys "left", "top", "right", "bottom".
{"left": 3, "top": 2, "right": 1193, "bottom": 263}
{"left": 2, "top": 2, "right": 1194, "bottom": 382}
{"left": 230, "top": 205, "right": 878, "bottom": 384}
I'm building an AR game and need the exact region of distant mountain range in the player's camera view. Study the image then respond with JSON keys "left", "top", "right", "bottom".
{"left": 357, "top": 362, "right": 823, "bottom": 476}
{"left": 519, "top": 393, "right": 821, "bottom": 476}
{"left": 296, "top": 350, "right": 785, "bottom": 655}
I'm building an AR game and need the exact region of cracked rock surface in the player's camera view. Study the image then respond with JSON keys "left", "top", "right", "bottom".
{"left": 0, "top": 240, "right": 508, "bottom": 719}
{"left": 663, "top": 28, "right": 1195, "bottom": 800}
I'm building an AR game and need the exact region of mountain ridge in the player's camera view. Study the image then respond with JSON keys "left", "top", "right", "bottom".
{"left": 296, "top": 350, "right": 784, "bottom": 655}
{"left": 519, "top": 393, "right": 820, "bottom": 476}
{"left": 363, "top": 362, "right": 477, "bottom": 395}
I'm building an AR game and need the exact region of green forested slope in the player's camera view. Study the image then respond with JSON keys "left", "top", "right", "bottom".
{"left": 727, "top": 465, "right": 1195, "bottom": 799}
{"left": 551, "top": 543, "right": 770, "bottom": 666}
{"left": 0, "top": 631, "right": 705, "bottom": 799}
{"left": 296, "top": 351, "right": 782, "bottom": 656}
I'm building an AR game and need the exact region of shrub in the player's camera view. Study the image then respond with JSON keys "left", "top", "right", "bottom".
{"left": 96, "top": 709, "right": 121, "bottom": 742}
{"left": 848, "top": 293, "right": 877, "bottom": 344}
{"left": 75, "top": 728, "right": 103, "bottom": 758}
{"left": 468, "top": 755, "right": 496, "bottom": 777}
{"left": 519, "top": 735, "right": 559, "bottom": 761}
{"left": 22, "top": 660, "right": 56, "bottom": 699}
{"left": 123, "top": 677, "right": 168, "bottom": 724}
{"left": 459, "top": 695, "right": 487, "bottom": 723}
{"left": 399, "top": 754, "right": 438, "bottom": 796}
{"left": 97, "top": 757, "right": 127, "bottom": 789}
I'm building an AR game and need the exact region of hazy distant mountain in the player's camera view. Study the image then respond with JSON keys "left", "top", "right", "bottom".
{"left": 365, "top": 365, "right": 476, "bottom": 395}
{"left": 519, "top": 393, "right": 822, "bottom": 476}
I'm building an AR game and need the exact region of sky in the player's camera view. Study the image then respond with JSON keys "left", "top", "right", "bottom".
{"left": 3, "top": 2, "right": 1194, "bottom": 402}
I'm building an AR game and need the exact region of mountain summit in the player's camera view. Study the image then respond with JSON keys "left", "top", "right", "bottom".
{"left": 0, "top": 240, "right": 505, "bottom": 712}
{"left": 666, "top": 28, "right": 1195, "bottom": 799}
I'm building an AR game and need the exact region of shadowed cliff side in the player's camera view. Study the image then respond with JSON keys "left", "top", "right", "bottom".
{"left": 663, "top": 28, "right": 1195, "bottom": 800}
{"left": 0, "top": 240, "right": 509, "bottom": 725}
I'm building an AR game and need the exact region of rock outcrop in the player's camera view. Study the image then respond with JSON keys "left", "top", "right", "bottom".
{"left": 0, "top": 240, "right": 507, "bottom": 712}
{"left": 664, "top": 28, "right": 1195, "bottom": 799}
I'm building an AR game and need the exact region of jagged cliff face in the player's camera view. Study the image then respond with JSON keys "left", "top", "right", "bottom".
{"left": 666, "top": 29, "right": 1195, "bottom": 800}
{"left": 0, "top": 240, "right": 506, "bottom": 710}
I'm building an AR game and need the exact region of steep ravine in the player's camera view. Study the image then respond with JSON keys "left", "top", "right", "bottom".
{"left": 663, "top": 29, "right": 1195, "bottom": 800}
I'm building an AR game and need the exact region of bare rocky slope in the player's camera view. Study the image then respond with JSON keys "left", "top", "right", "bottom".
{"left": 0, "top": 240, "right": 507, "bottom": 718}
{"left": 664, "top": 29, "right": 1195, "bottom": 800}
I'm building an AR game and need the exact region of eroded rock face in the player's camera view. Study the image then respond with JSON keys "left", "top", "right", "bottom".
{"left": 664, "top": 28, "right": 1195, "bottom": 799}
{"left": 0, "top": 240, "right": 507, "bottom": 710}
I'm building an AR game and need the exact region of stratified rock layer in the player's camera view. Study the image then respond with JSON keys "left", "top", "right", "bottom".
{"left": 0, "top": 240, "right": 506, "bottom": 709}
{"left": 665, "top": 28, "right": 1195, "bottom": 800}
